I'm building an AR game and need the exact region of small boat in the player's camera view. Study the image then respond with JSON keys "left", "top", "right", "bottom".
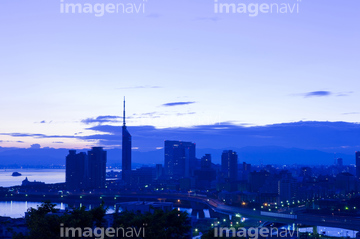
{"left": 12, "top": 172, "right": 22, "bottom": 177}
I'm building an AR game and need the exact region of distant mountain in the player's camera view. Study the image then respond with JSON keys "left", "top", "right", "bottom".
{"left": 0, "top": 147, "right": 69, "bottom": 167}
{"left": 0, "top": 146, "right": 354, "bottom": 167}
{"left": 197, "top": 147, "right": 353, "bottom": 166}
{"left": 1, "top": 121, "right": 360, "bottom": 167}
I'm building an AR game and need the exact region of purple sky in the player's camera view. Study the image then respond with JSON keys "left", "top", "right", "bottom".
{"left": 0, "top": 0, "right": 359, "bottom": 149}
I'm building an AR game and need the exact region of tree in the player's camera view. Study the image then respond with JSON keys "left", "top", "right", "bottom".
{"left": 22, "top": 201, "right": 61, "bottom": 239}
{"left": 113, "top": 208, "right": 191, "bottom": 239}
{"left": 13, "top": 201, "right": 191, "bottom": 239}
{"left": 201, "top": 228, "right": 216, "bottom": 239}
{"left": 12, "top": 201, "right": 107, "bottom": 239}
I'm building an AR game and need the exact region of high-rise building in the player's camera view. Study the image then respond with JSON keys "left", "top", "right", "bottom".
{"left": 195, "top": 154, "right": 216, "bottom": 189}
{"left": 337, "top": 158, "right": 343, "bottom": 167}
{"left": 278, "top": 177, "right": 297, "bottom": 202}
{"left": 356, "top": 151, "right": 360, "bottom": 180}
{"left": 155, "top": 164, "right": 164, "bottom": 180}
{"left": 131, "top": 166, "right": 156, "bottom": 187}
{"left": 201, "top": 154, "right": 212, "bottom": 169}
{"left": 87, "top": 147, "right": 107, "bottom": 189}
{"left": 240, "top": 162, "right": 251, "bottom": 182}
{"left": 65, "top": 150, "right": 87, "bottom": 190}
{"left": 122, "top": 98, "right": 132, "bottom": 183}
{"left": 250, "top": 171, "right": 270, "bottom": 193}
{"left": 221, "top": 150, "right": 238, "bottom": 181}
{"left": 164, "top": 140, "right": 195, "bottom": 179}
{"left": 336, "top": 172, "right": 355, "bottom": 193}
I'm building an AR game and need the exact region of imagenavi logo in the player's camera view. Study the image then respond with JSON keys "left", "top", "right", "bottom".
{"left": 60, "top": 0, "right": 147, "bottom": 17}
{"left": 214, "top": 226, "right": 299, "bottom": 238}
{"left": 60, "top": 224, "right": 146, "bottom": 238}
{"left": 214, "top": 0, "right": 301, "bottom": 17}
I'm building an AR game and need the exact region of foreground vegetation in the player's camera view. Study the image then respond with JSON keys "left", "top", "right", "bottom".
{"left": 13, "top": 201, "right": 191, "bottom": 239}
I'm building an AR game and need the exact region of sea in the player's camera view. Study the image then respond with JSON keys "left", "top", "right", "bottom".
{"left": 0, "top": 169, "right": 198, "bottom": 218}
{"left": 0, "top": 200, "right": 201, "bottom": 220}
{"left": 0, "top": 169, "right": 65, "bottom": 187}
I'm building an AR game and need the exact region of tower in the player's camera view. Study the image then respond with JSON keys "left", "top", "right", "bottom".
{"left": 122, "top": 98, "right": 132, "bottom": 183}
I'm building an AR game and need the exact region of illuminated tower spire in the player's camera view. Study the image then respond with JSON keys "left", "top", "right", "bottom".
{"left": 122, "top": 97, "right": 132, "bottom": 183}
{"left": 123, "top": 97, "right": 126, "bottom": 126}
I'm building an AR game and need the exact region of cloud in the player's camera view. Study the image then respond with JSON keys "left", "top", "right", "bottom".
{"left": 81, "top": 112, "right": 198, "bottom": 126}
{"left": 304, "top": 91, "right": 332, "bottom": 97}
{"left": 30, "top": 144, "right": 41, "bottom": 149}
{"left": 117, "top": 85, "right": 161, "bottom": 90}
{"left": 128, "top": 112, "right": 162, "bottom": 120}
{"left": 82, "top": 115, "right": 121, "bottom": 124}
{"left": 0, "top": 133, "right": 74, "bottom": 139}
{"left": 35, "top": 120, "right": 52, "bottom": 124}
{"left": 52, "top": 141, "right": 64, "bottom": 144}
{"left": 162, "top": 101, "right": 196, "bottom": 107}
{"left": 0, "top": 140, "right": 25, "bottom": 143}
{"left": 336, "top": 91, "right": 353, "bottom": 97}
{"left": 300, "top": 91, "right": 352, "bottom": 98}
{"left": 176, "top": 112, "right": 196, "bottom": 116}
{"left": 4, "top": 120, "right": 360, "bottom": 157}
{"left": 128, "top": 111, "right": 196, "bottom": 119}
{"left": 79, "top": 121, "right": 360, "bottom": 155}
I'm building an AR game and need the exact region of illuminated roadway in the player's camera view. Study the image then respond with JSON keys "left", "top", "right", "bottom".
{"left": 116, "top": 192, "right": 360, "bottom": 231}
{"left": 7, "top": 191, "right": 360, "bottom": 231}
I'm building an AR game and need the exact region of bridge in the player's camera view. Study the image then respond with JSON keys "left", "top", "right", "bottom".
{"left": 113, "top": 192, "right": 360, "bottom": 231}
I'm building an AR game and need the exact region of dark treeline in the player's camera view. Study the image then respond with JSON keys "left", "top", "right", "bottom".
{"left": 12, "top": 201, "right": 191, "bottom": 239}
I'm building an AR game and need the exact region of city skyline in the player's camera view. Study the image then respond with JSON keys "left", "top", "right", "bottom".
{"left": 1, "top": 0, "right": 360, "bottom": 237}
{"left": 1, "top": 97, "right": 360, "bottom": 166}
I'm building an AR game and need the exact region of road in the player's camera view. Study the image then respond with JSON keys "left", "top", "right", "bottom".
{"left": 117, "top": 192, "right": 360, "bottom": 231}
